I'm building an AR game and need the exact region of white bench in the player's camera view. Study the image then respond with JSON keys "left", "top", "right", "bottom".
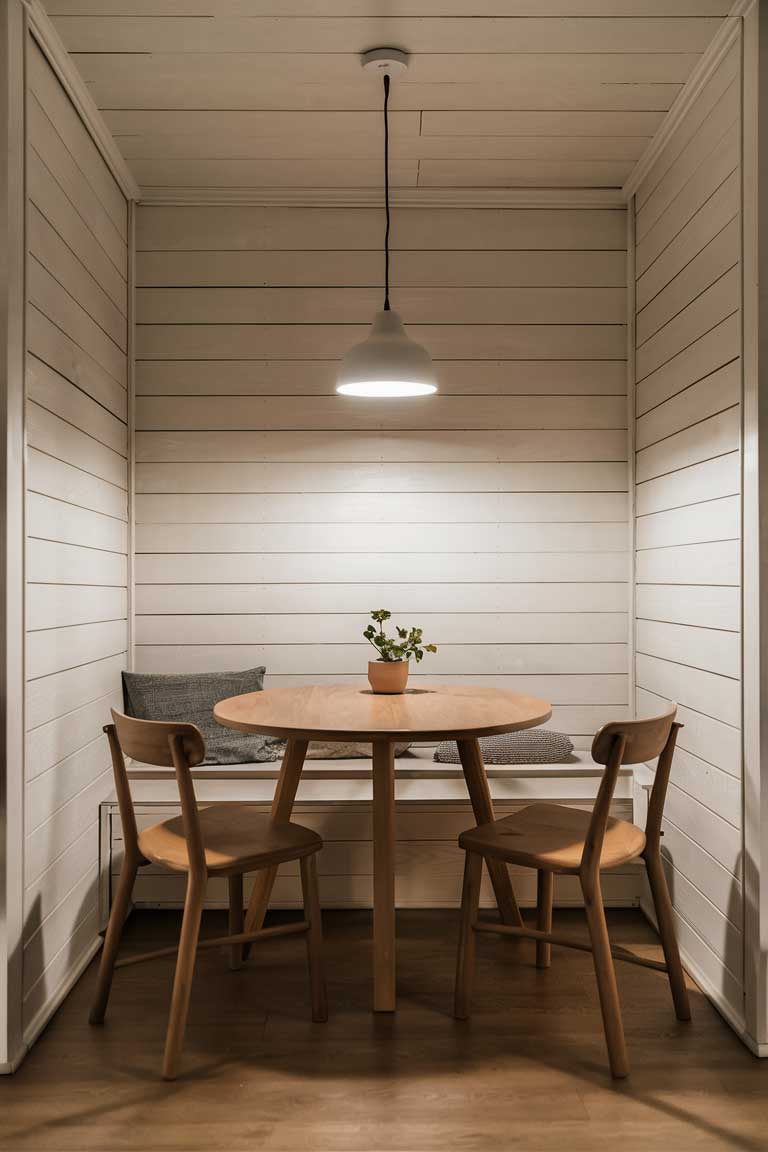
{"left": 100, "top": 748, "right": 643, "bottom": 917}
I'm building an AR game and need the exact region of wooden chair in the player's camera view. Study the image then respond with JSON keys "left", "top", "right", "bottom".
{"left": 89, "top": 710, "right": 327, "bottom": 1080}
{"left": 453, "top": 705, "right": 691, "bottom": 1078}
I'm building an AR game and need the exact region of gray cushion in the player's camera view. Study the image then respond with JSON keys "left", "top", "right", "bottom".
{"left": 122, "top": 668, "right": 284, "bottom": 766}
{"left": 434, "top": 729, "right": 574, "bottom": 765}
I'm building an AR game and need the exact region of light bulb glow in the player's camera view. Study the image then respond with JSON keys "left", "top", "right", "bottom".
{"left": 337, "top": 379, "right": 437, "bottom": 398}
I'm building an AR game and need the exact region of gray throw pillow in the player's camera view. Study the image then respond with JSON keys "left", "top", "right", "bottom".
{"left": 122, "top": 668, "right": 285, "bottom": 766}
{"left": 434, "top": 730, "right": 574, "bottom": 765}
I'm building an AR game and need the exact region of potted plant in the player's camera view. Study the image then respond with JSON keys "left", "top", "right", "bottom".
{"left": 363, "top": 609, "right": 438, "bottom": 694}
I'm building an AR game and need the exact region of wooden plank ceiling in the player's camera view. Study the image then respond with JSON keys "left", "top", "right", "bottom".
{"left": 45, "top": 1, "right": 729, "bottom": 194}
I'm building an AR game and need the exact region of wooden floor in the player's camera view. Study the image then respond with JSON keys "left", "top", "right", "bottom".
{"left": 1, "top": 908, "right": 766, "bottom": 1151}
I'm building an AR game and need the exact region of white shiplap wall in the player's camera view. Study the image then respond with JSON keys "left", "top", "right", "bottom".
{"left": 632, "top": 39, "right": 744, "bottom": 1024}
{"left": 134, "top": 203, "right": 628, "bottom": 752}
{"left": 23, "top": 37, "right": 128, "bottom": 1035}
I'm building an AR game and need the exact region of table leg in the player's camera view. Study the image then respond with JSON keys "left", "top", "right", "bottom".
{"left": 244, "top": 737, "right": 309, "bottom": 938}
{"left": 456, "top": 737, "right": 523, "bottom": 928}
{"left": 372, "top": 739, "right": 396, "bottom": 1011}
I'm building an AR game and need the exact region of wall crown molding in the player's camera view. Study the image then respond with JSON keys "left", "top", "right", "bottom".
{"left": 137, "top": 186, "right": 626, "bottom": 209}
{"left": 22, "top": 0, "right": 139, "bottom": 200}
{"left": 622, "top": 15, "right": 740, "bottom": 200}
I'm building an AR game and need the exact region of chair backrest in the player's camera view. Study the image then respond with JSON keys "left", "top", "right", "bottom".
{"left": 105, "top": 710, "right": 207, "bottom": 872}
{"left": 582, "top": 704, "right": 680, "bottom": 875}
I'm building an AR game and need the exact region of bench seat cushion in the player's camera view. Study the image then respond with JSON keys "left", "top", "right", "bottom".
{"left": 434, "top": 729, "right": 574, "bottom": 765}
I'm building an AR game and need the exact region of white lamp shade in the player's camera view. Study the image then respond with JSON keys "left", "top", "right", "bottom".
{"left": 336, "top": 309, "right": 437, "bottom": 397}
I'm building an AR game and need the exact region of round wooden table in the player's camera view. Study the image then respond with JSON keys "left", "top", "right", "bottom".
{"left": 214, "top": 683, "right": 551, "bottom": 1011}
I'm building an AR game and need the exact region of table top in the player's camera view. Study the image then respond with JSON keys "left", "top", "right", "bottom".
{"left": 214, "top": 683, "right": 552, "bottom": 743}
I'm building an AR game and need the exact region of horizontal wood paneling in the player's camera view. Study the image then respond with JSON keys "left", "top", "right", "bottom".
{"left": 136, "top": 285, "right": 627, "bottom": 326}
{"left": 26, "top": 653, "right": 127, "bottom": 732}
{"left": 135, "top": 202, "right": 628, "bottom": 738}
{"left": 135, "top": 581, "right": 628, "bottom": 615}
{"left": 635, "top": 406, "right": 739, "bottom": 485}
{"left": 28, "top": 450, "right": 127, "bottom": 521}
{"left": 23, "top": 37, "right": 128, "bottom": 1038}
{"left": 635, "top": 686, "right": 739, "bottom": 778}
{"left": 636, "top": 452, "right": 740, "bottom": 516}
{"left": 135, "top": 358, "right": 627, "bottom": 398}
{"left": 27, "top": 403, "right": 126, "bottom": 489}
{"left": 634, "top": 539, "right": 739, "bottom": 585}
{"left": 28, "top": 205, "right": 126, "bottom": 350}
{"left": 26, "top": 37, "right": 125, "bottom": 235}
{"left": 135, "top": 612, "right": 628, "bottom": 646}
{"left": 135, "top": 395, "right": 627, "bottom": 433}
{"left": 136, "top": 460, "right": 628, "bottom": 494}
{"left": 135, "top": 490, "right": 627, "bottom": 525}
{"left": 636, "top": 360, "right": 739, "bottom": 451}
{"left": 27, "top": 539, "right": 128, "bottom": 588}
{"left": 135, "top": 551, "right": 629, "bottom": 584}
{"left": 632, "top": 40, "right": 743, "bottom": 1024}
{"left": 136, "top": 207, "right": 626, "bottom": 252}
{"left": 51, "top": 17, "right": 722, "bottom": 55}
{"left": 635, "top": 312, "right": 739, "bottom": 418}
{"left": 635, "top": 583, "right": 740, "bottom": 631}
{"left": 136, "top": 250, "right": 628, "bottom": 291}
{"left": 635, "top": 494, "right": 739, "bottom": 549}
{"left": 27, "top": 307, "right": 126, "bottom": 419}
{"left": 135, "top": 523, "right": 628, "bottom": 555}
{"left": 135, "top": 643, "right": 627, "bottom": 676}
{"left": 136, "top": 323, "right": 626, "bottom": 363}
{"left": 135, "top": 428, "right": 628, "bottom": 464}
{"left": 26, "top": 692, "right": 122, "bottom": 781}
{"left": 635, "top": 168, "right": 739, "bottom": 312}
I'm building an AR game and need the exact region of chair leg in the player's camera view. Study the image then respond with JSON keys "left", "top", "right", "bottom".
{"left": 228, "top": 873, "right": 244, "bottom": 971}
{"left": 300, "top": 853, "right": 328, "bottom": 1023}
{"left": 536, "top": 869, "right": 554, "bottom": 969}
{"left": 162, "top": 871, "right": 205, "bottom": 1081}
{"left": 581, "top": 871, "right": 629, "bottom": 1079}
{"left": 454, "top": 851, "right": 482, "bottom": 1020}
{"left": 644, "top": 849, "right": 691, "bottom": 1021}
{"left": 89, "top": 856, "right": 139, "bottom": 1025}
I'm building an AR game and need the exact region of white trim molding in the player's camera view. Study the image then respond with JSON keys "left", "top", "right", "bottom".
{"left": 740, "top": 0, "right": 768, "bottom": 1057}
{"left": 625, "top": 201, "right": 637, "bottom": 720}
{"left": 623, "top": 15, "right": 741, "bottom": 200}
{"left": 137, "top": 186, "right": 626, "bottom": 209}
{"left": 126, "top": 201, "right": 136, "bottom": 671}
{"left": 21, "top": 0, "right": 139, "bottom": 201}
{"left": 0, "top": 0, "right": 27, "bottom": 1076}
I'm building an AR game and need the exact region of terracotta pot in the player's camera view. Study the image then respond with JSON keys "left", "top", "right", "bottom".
{"left": 368, "top": 659, "right": 409, "bottom": 694}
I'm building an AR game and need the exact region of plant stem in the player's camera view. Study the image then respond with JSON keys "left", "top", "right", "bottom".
{"left": 364, "top": 633, "right": 384, "bottom": 657}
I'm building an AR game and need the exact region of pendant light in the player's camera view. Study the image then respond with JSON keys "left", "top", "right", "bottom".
{"left": 336, "top": 50, "right": 437, "bottom": 398}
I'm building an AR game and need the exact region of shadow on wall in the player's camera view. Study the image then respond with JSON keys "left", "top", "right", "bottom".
{"left": 21, "top": 862, "right": 103, "bottom": 1045}
{"left": 659, "top": 843, "right": 743, "bottom": 1014}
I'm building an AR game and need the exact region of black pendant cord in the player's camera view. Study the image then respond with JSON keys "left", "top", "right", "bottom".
{"left": 383, "top": 72, "right": 391, "bottom": 311}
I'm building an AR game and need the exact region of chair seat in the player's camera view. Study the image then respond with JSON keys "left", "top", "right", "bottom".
{"left": 458, "top": 802, "right": 646, "bottom": 872}
{"left": 138, "top": 804, "right": 322, "bottom": 874}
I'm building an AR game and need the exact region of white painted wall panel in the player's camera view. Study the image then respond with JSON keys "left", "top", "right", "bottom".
{"left": 632, "top": 42, "right": 743, "bottom": 1026}
{"left": 23, "top": 38, "right": 128, "bottom": 1037}
{"left": 135, "top": 202, "right": 627, "bottom": 741}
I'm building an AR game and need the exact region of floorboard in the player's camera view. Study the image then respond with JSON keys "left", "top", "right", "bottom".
{"left": 0, "top": 908, "right": 766, "bottom": 1151}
